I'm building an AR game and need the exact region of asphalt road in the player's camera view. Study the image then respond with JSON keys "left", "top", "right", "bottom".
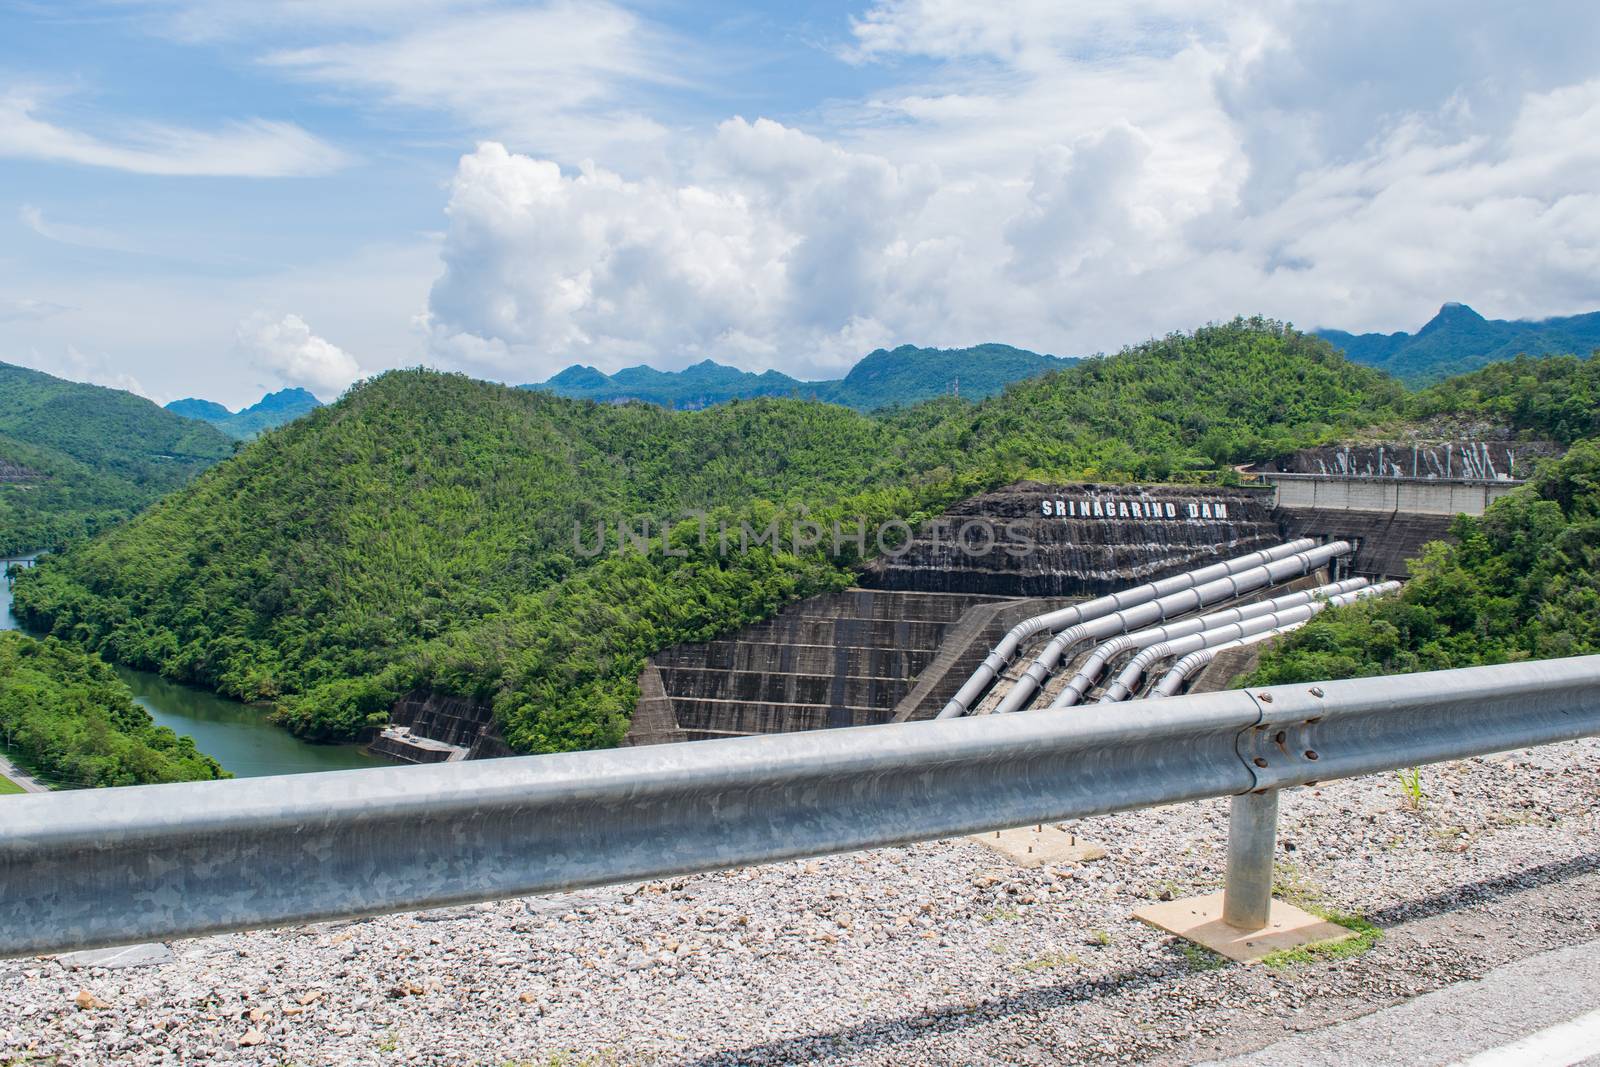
{"left": 0, "top": 750, "right": 48, "bottom": 793}
{"left": 1204, "top": 937, "right": 1600, "bottom": 1066}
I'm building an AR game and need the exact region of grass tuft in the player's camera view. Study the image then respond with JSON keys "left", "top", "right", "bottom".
{"left": 1261, "top": 908, "right": 1383, "bottom": 969}
{"left": 1396, "top": 767, "right": 1426, "bottom": 810}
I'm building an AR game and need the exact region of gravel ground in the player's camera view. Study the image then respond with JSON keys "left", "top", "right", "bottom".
{"left": 3, "top": 738, "right": 1597, "bottom": 1066}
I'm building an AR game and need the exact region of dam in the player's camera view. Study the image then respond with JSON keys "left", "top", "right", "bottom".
{"left": 1259, "top": 439, "right": 1559, "bottom": 577}
{"left": 374, "top": 441, "right": 1563, "bottom": 760}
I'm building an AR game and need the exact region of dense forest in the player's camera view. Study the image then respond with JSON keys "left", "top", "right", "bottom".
{"left": 0, "top": 362, "right": 235, "bottom": 555}
{"left": 1253, "top": 353, "right": 1600, "bottom": 684}
{"left": 1318, "top": 302, "right": 1600, "bottom": 384}
{"left": 0, "top": 632, "right": 226, "bottom": 787}
{"left": 13, "top": 319, "right": 1401, "bottom": 751}
{"left": 1250, "top": 441, "right": 1600, "bottom": 684}
{"left": 1408, "top": 352, "right": 1600, "bottom": 444}
{"left": 528, "top": 343, "right": 1073, "bottom": 411}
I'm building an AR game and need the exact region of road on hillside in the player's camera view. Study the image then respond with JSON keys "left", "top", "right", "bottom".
{"left": 0, "top": 751, "right": 48, "bottom": 793}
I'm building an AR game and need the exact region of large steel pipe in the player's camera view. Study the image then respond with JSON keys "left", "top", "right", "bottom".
{"left": 1097, "top": 582, "right": 1401, "bottom": 702}
{"left": 1045, "top": 578, "right": 1368, "bottom": 709}
{"left": 935, "top": 539, "right": 1317, "bottom": 718}
{"left": 1148, "top": 624, "right": 1309, "bottom": 698}
{"left": 991, "top": 541, "right": 1352, "bottom": 714}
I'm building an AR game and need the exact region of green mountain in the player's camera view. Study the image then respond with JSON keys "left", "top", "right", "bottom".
{"left": 166, "top": 387, "right": 323, "bottom": 439}
{"left": 0, "top": 362, "right": 235, "bottom": 555}
{"left": 825, "top": 343, "right": 1075, "bottom": 408}
{"left": 1317, "top": 303, "right": 1600, "bottom": 384}
{"left": 13, "top": 320, "right": 1399, "bottom": 753}
{"left": 525, "top": 343, "right": 1073, "bottom": 411}
{"left": 165, "top": 397, "right": 232, "bottom": 422}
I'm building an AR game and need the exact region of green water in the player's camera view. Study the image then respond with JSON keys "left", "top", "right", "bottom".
{"left": 4, "top": 555, "right": 388, "bottom": 778}
{"left": 113, "top": 666, "right": 387, "bottom": 778}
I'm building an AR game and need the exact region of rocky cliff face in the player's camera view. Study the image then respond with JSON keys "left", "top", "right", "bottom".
{"left": 1256, "top": 441, "right": 1561, "bottom": 481}
{"left": 861, "top": 482, "right": 1280, "bottom": 597}
{"left": 0, "top": 459, "right": 42, "bottom": 484}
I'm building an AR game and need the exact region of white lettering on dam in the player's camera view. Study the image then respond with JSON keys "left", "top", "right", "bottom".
{"left": 1039, "top": 497, "right": 1229, "bottom": 521}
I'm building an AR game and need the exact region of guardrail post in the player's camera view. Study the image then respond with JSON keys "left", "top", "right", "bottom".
{"left": 1221, "top": 789, "right": 1278, "bottom": 930}
{"left": 1135, "top": 784, "right": 1354, "bottom": 962}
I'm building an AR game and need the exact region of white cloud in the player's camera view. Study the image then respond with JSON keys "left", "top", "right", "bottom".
{"left": 419, "top": 0, "right": 1600, "bottom": 379}
{"left": 0, "top": 88, "right": 350, "bottom": 177}
{"left": 0, "top": 296, "right": 73, "bottom": 323}
{"left": 9, "top": 344, "right": 150, "bottom": 398}
{"left": 846, "top": 0, "right": 1218, "bottom": 67}
{"left": 263, "top": 1, "right": 681, "bottom": 161}
{"left": 235, "top": 313, "right": 363, "bottom": 399}
{"left": 1213, "top": 0, "right": 1600, "bottom": 210}
{"left": 19, "top": 205, "right": 141, "bottom": 253}
{"left": 0, "top": 238, "right": 435, "bottom": 409}
{"left": 424, "top": 125, "right": 950, "bottom": 381}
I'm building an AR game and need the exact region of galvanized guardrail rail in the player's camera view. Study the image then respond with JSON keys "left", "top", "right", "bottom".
{"left": 3, "top": 656, "right": 1599, "bottom": 959}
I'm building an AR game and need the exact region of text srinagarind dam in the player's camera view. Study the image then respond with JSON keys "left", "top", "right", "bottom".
{"left": 1040, "top": 497, "right": 1232, "bottom": 520}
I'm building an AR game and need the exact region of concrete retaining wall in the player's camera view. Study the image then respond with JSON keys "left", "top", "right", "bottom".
{"left": 1265, "top": 475, "right": 1520, "bottom": 516}
{"left": 381, "top": 690, "right": 515, "bottom": 760}
{"left": 625, "top": 590, "right": 1014, "bottom": 744}
{"left": 1278, "top": 508, "right": 1455, "bottom": 577}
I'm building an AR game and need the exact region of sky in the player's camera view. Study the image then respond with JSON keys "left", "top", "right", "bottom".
{"left": 1, "top": 1, "right": 1598, "bottom": 409}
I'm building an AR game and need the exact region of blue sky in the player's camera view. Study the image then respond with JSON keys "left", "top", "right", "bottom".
{"left": 3, "top": 1, "right": 1599, "bottom": 408}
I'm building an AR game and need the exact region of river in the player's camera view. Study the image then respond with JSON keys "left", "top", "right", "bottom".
{"left": 2, "top": 556, "right": 388, "bottom": 777}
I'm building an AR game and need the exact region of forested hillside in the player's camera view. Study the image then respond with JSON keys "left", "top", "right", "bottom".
{"left": 527, "top": 343, "right": 1071, "bottom": 411}
{"left": 1409, "top": 353, "right": 1600, "bottom": 444}
{"left": 0, "top": 363, "right": 235, "bottom": 554}
{"left": 1318, "top": 302, "right": 1600, "bottom": 384}
{"left": 1253, "top": 353, "right": 1600, "bottom": 684}
{"left": 0, "top": 632, "right": 226, "bottom": 787}
{"left": 13, "top": 319, "right": 1402, "bottom": 751}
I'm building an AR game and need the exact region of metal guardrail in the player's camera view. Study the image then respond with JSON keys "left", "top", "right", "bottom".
{"left": 3, "top": 656, "right": 1600, "bottom": 959}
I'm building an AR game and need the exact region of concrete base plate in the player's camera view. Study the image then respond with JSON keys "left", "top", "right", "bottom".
{"left": 1133, "top": 891, "right": 1355, "bottom": 964}
{"left": 969, "top": 825, "right": 1106, "bottom": 867}
{"left": 54, "top": 943, "right": 174, "bottom": 970}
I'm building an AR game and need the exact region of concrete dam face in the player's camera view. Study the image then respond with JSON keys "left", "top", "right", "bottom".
{"left": 623, "top": 481, "right": 1292, "bottom": 746}
{"left": 861, "top": 482, "right": 1282, "bottom": 597}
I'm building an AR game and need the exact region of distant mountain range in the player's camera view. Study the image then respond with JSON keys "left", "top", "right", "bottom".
{"left": 1317, "top": 303, "right": 1600, "bottom": 384}
{"left": 166, "top": 388, "right": 323, "bottom": 439}
{"left": 524, "top": 343, "right": 1075, "bottom": 411}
